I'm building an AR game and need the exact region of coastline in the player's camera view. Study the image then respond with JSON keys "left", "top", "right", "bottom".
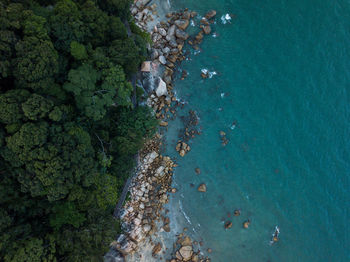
{"left": 105, "top": 1, "right": 217, "bottom": 261}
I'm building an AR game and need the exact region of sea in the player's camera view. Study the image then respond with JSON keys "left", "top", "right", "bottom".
{"left": 161, "top": 0, "right": 350, "bottom": 261}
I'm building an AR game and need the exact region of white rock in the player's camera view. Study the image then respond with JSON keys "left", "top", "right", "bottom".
{"left": 155, "top": 77, "right": 168, "bottom": 97}
{"left": 155, "top": 166, "right": 165, "bottom": 176}
{"left": 158, "top": 27, "right": 167, "bottom": 36}
{"left": 158, "top": 55, "right": 166, "bottom": 65}
{"left": 143, "top": 224, "right": 151, "bottom": 232}
{"left": 167, "top": 25, "right": 176, "bottom": 37}
{"left": 134, "top": 218, "right": 141, "bottom": 226}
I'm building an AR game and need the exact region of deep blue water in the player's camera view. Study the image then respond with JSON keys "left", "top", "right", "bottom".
{"left": 163, "top": 0, "right": 350, "bottom": 261}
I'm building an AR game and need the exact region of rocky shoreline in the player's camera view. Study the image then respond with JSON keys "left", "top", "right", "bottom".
{"left": 104, "top": 1, "right": 217, "bottom": 261}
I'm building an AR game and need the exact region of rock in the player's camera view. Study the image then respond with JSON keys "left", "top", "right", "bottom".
{"left": 195, "top": 168, "right": 201, "bottom": 174}
{"left": 156, "top": 77, "right": 168, "bottom": 97}
{"left": 179, "top": 149, "right": 186, "bottom": 157}
{"left": 152, "top": 243, "right": 162, "bottom": 256}
{"left": 234, "top": 209, "right": 241, "bottom": 216}
{"left": 200, "top": 17, "right": 210, "bottom": 25}
{"left": 190, "top": 11, "right": 197, "bottom": 18}
{"left": 192, "top": 254, "right": 199, "bottom": 262}
{"left": 181, "top": 236, "right": 192, "bottom": 246}
{"left": 182, "top": 11, "right": 191, "bottom": 20}
{"left": 143, "top": 224, "right": 151, "bottom": 232}
{"left": 220, "top": 131, "right": 226, "bottom": 136}
{"left": 131, "top": 7, "right": 138, "bottom": 15}
{"left": 167, "top": 25, "right": 176, "bottom": 37}
{"left": 195, "top": 31, "right": 204, "bottom": 41}
{"left": 197, "top": 183, "right": 207, "bottom": 192}
{"left": 160, "top": 121, "right": 168, "bottom": 127}
{"left": 207, "top": 248, "right": 212, "bottom": 253}
{"left": 174, "top": 19, "right": 189, "bottom": 30}
{"left": 158, "top": 55, "right": 167, "bottom": 65}
{"left": 175, "top": 251, "right": 182, "bottom": 260}
{"left": 163, "top": 223, "right": 171, "bottom": 232}
{"left": 135, "top": 0, "right": 147, "bottom": 8}
{"left": 162, "top": 46, "right": 171, "bottom": 55}
{"left": 152, "top": 33, "right": 162, "bottom": 42}
{"left": 175, "top": 29, "right": 189, "bottom": 40}
{"left": 151, "top": 49, "right": 159, "bottom": 60}
{"left": 141, "top": 61, "right": 151, "bottom": 72}
{"left": 205, "top": 10, "right": 217, "bottom": 19}
{"left": 134, "top": 218, "right": 141, "bottom": 226}
{"left": 158, "top": 27, "right": 167, "bottom": 37}
{"left": 202, "top": 25, "right": 211, "bottom": 35}
{"left": 243, "top": 219, "right": 250, "bottom": 229}
{"left": 169, "top": 39, "right": 178, "bottom": 48}
{"left": 224, "top": 221, "right": 232, "bottom": 229}
{"left": 179, "top": 245, "right": 193, "bottom": 261}
{"left": 156, "top": 166, "right": 165, "bottom": 176}
{"left": 135, "top": 12, "right": 144, "bottom": 21}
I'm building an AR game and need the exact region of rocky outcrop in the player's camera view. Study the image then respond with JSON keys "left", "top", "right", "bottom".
{"left": 168, "top": 233, "right": 211, "bottom": 262}
{"left": 176, "top": 141, "right": 191, "bottom": 157}
{"left": 105, "top": 2, "right": 220, "bottom": 261}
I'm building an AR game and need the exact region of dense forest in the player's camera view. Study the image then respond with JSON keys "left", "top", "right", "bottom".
{"left": 0, "top": 0, "right": 157, "bottom": 260}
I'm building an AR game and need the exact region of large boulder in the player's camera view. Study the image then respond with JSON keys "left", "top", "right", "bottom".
{"left": 167, "top": 24, "right": 176, "bottom": 37}
{"left": 175, "top": 29, "right": 189, "bottom": 40}
{"left": 175, "top": 19, "right": 189, "bottom": 30}
{"left": 141, "top": 61, "right": 151, "bottom": 72}
{"left": 158, "top": 27, "right": 167, "bottom": 37}
{"left": 158, "top": 55, "right": 166, "bottom": 64}
{"left": 155, "top": 78, "right": 168, "bottom": 97}
{"left": 179, "top": 245, "right": 193, "bottom": 261}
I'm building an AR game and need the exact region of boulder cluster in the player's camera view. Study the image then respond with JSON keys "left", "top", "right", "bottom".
{"left": 108, "top": 137, "right": 176, "bottom": 258}
{"left": 106, "top": 2, "right": 220, "bottom": 261}
{"left": 176, "top": 140, "right": 191, "bottom": 157}
{"left": 167, "top": 234, "right": 211, "bottom": 262}
{"left": 219, "top": 131, "right": 229, "bottom": 146}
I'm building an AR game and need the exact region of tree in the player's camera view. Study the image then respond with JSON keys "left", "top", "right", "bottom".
{"left": 22, "top": 94, "right": 54, "bottom": 121}
{"left": 64, "top": 64, "right": 120, "bottom": 120}
{"left": 0, "top": 89, "right": 30, "bottom": 125}
{"left": 108, "top": 38, "right": 141, "bottom": 75}
{"left": 49, "top": 0, "right": 85, "bottom": 51}
{"left": 14, "top": 36, "right": 58, "bottom": 90}
{"left": 70, "top": 41, "right": 87, "bottom": 60}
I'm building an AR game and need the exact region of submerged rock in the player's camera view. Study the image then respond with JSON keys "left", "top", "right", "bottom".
{"left": 243, "top": 219, "right": 251, "bottom": 229}
{"left": 175, "top": 19, "right": 190, "bottom": 30}
{"left": 202, "top": 25, "right": 211, "bottom": 35}
{"left": 205, "top": 10, "right": 217, "bottom": 20}
{"left": 175, "top": 29, "right": 189, "bottom": 40}
{"left": 152, "top": 242, "right": 162, "bottom": 256}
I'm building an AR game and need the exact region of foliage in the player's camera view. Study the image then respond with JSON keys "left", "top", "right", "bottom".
{"left": 0, "top": 0, "right": 157, "bottom": 260}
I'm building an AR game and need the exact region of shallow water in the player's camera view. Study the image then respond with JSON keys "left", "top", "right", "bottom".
{"left": 163, "top": 0, "right": 350, "bottom": 261}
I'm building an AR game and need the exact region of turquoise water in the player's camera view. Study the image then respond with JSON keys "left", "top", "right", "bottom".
{"left": 163, "top": 0, "right": 350, "bottom": 261}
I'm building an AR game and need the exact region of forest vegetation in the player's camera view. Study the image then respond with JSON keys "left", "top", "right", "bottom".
{"left": 0, "top": 0, "right": 157, "bottom": 260}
